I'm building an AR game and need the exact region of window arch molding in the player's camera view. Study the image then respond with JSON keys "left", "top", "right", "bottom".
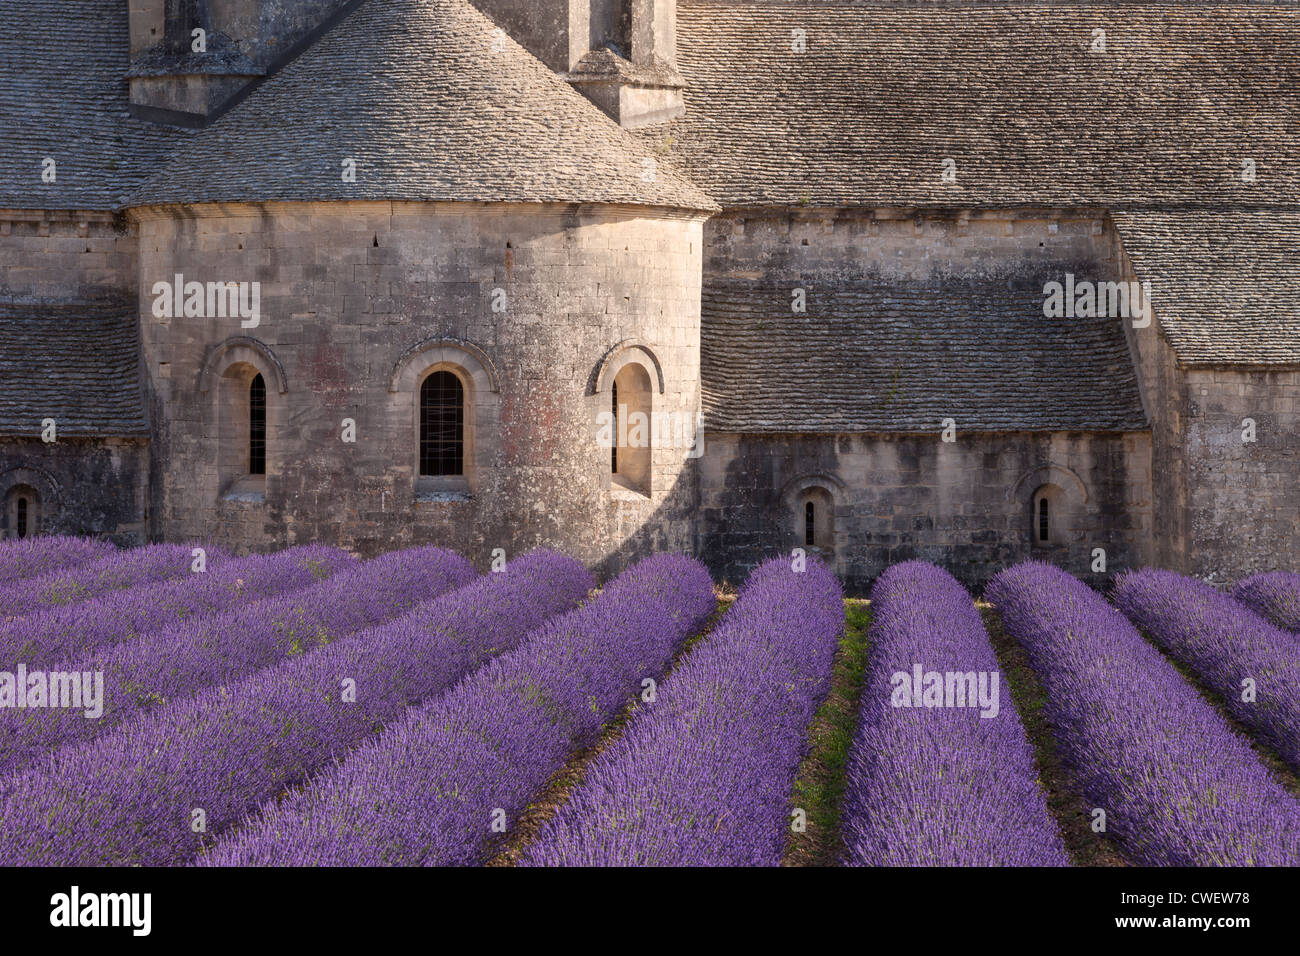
{"left": 1009, "top": 463, "right": 1089, "bottom": 506}
{"left": 1010, "top": 464, "right": 1087, "bottom": 549}
{"left": 591, "top": 341, "right": 666, "bottom": 397}
{"left": 0, "top": 465, "right": 60, "bottom": 538}
{"left": 388, "top": 337, "right": 500, "bottom": 396}
{"left": 388, "top": 338, "right": 500, "bottom": 499}
{"left": 198, "top": 336, "right": 289, "bottom": 396}
{"left": 200, "top": 339, "right": 285, "bottom": 501}
{"left": 780, "top": 473, "right": 844, "bottom": 554}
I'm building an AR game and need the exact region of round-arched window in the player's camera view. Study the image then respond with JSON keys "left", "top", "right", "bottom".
{"left": 4, "top": 485, "right": 41, "bottom": 540}
{"left": 1031, "top": 484, "right": 1066, "bottom": 547}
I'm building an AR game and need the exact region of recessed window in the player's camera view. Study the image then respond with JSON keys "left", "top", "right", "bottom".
{"left": 3, "top": 485, "right": 40, "bottom": 540}
{"left": 420, "top": 371, "right": 465, "bottom": 477}
{"left": 217, "top": 362, "right": 270, "bottom": 500}
{"left": 1031, "top": 483, "right": 1065, "bottom": 547}
{"left": 796, "top": 487, "right": 835, "bottom": 553}
{"left": 611, "top": 363, "right": 651, "bottom": 497}
{"left": 610, "top": 381, "right": 619, "bottom": 474}
{"left": 249, "top": 373, "right": 266, "bottom": 476}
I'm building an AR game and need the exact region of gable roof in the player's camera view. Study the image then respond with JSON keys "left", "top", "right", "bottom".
{"left": 0, "top": 304, "right": 148, "bottom": 438}
{"left": 700, "top": 269, "right": 1149, "bottom": 433}
{"left": 1113, "top": 210, "right": 1300, "bottom": 367}
{"left": 0, "top": 0, "right": 191, "bottom": 211}
{"left": 131, "top": 0, "right": 718, "bottom": 211}
{"left": 646, "top": 1, "right": 1300, "bottom": 209}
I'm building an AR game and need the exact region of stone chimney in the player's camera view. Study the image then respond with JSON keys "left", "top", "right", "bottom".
{"left": 472, "top": 0, "right": 685, "bottom": 129}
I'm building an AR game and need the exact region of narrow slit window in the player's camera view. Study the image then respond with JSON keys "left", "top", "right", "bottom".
{"left": 420, "top": 371, "right": 464, "bottom": 477}
{"left": 249, "top": 373, "right": 267, "bottom": 476}
{"left": 611, "top": 381, "right": 619, "bottom": 474}
{"left": 15, "top": 497, "right": 28, "bottom": 539}
{"left": 1038, "top": 497, "right": 1049, "bottom": 542}
{"left": 805, "top": 500, "right": 815, "bottom": 547}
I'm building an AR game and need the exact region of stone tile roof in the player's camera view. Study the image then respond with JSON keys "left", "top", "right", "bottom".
{"left": 644, "top": 1, "right": 1300, "bottom": 209}
{"left": 0, "top": 0, "right": 191, "bottom": 211}
{"left": 131, "top": 0, "right": 718, "bottom": 211}
{"left": 0, "top": 304, "right": 148, "bottom": 438}
{"left": 700, "top": 271, "right": 1149, "bottom": 433}
{"left": 1113, "top": 210, "right": 1300, "bottom": 367}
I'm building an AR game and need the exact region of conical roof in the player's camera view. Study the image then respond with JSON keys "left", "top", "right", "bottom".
{"left": 130, "top": 0, "right": 717, "bottom": 211}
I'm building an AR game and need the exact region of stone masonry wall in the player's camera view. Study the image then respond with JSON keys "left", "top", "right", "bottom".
{"left": 1181, "top": 368, "right": 1300, "bottom": 583}
{"left": 0, "top": 209, "right": 136, "bottom": 304}
{"left": 0, "top": 438, "right": 149, "bottom": 545}
{"left": 133, "top": 200, "right": 705, "bottom": 572}
{"left": 1110, "top": 227, "right": 1299, "bottom": 583}
{"left": 698, "top": 430, "right": 1152, "bottom": 594}
{"left": 699, "top": 207, "right": 1154, "bottom": 591}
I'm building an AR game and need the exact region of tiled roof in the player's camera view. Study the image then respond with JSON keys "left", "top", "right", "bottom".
{"left": 1114, "top": 210, "right": 1300, "bottom": 367}
{"left": 0, "top": 0, "right": 191, "bottom": 210}
{"left": 0, "top": 304, "right": 148, "bottom": 438}
{"left": 700, "top": 270, "right": 1149, "bottom": 433}
{"left": 130, "top": 0, "right": 718, "bottom": 211}
{"left": 644, "top": 1, "right": 1300, "bottom": 209}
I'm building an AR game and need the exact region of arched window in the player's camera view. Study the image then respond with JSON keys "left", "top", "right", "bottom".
{"left": 1031, "top": 484, "right": 1065, "bottom": 548}
{"left": 3, "top": 485, "right": 40, "bottom": 540}
{"left": 420, "top": 370, "right": 465, "bottom": 477}
{"left": 611, "top": 363, "right": 651, "bottom": 497}
{"left": 610, "top": 381, "right": 619, "bottom": 474}
{"left": 249, "top": 373, "right": 266, "bottom": 476}
{"left": 216, "top": 361, "right": 272, "bottom": 500}
{"left": 798, "top": 489, "right": 833, "bottom": 552}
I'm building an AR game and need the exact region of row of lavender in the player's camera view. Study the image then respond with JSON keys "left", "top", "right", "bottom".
{"left": 204, "top": 554, "right": 720, "bottom": 865}
{"left": 521, "top": 556, "right": 843, "bottom": 866}
{"left": 989, "top": 563, "right": 1300, "bottom": 866}
{"left": 0, "top": 535, "right": 116, "bottom": 591}
{"left": 0, "top": 549, "right": 596, "bottom": 865}
{"left": 1, "top": 538, "right": 847, "bottom": 867}
{"left": 842, "top": 562, "right": 1067, "bottom": 865}
{"left": 835, "top": 560, "right": 1300, "bottom": 867}
{"left": 3, "top": 534, "right": 1296, "bottom": 867}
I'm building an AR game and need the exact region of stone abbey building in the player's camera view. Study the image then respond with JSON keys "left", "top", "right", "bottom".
{"left": 1, "top": 0, "right": 1297, "bottom": 590}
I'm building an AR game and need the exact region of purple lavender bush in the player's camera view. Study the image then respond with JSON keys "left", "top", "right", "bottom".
{"left": 1114, "top": 568, "right": 1300, "bottom": 773}
{"left": 519, "top": 556, "right": 841, "bottom": 866}
{"left": 1230, "top": 571, "right": 1300, "bottom": 635}
{"left": 842, "top": 561, "right": 1068, "bottom": 866}
{"left": 0, "top": 545, "right": 476, "bottom": 784}
{"left": 0, "top": 544, "right": 353, "bottom": 676}
{"left": 0, "top": 542, "right": 221, "bottom": 621}
{"left": 0, "top": 551, "right": 589, "bottom": 866}
{"left": 0, "top": 536, "right": 116, "bottom": 590}
{"left": 202, "top": 553, "right": 716, "bottom": 867}
{"left": 989, "top": 562, "right": 1300, "bottom": 865}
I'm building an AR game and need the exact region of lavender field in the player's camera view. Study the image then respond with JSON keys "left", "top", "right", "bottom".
{"left": 0, "top": 535, "right": 1295, "bottom": 868}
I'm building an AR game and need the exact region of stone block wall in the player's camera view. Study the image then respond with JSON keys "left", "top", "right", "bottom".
{"left": 697, "top": 207, "right": 1153, "bottom": 591}
{"left": 1182, "top": 368, "right": 1300, "bottom": 583}
{"left": 1111, "top": 227, "right": 1299, "bottom": 583}
{"left": 0, "top": 209, "right": 136, "bottom": 304}
{"left": 133, "top": 199, "right": 705, "bottom": 571}
{"left": 697, "top": 430, "right": 1152, "bottom": 594}
{"left": 704, "top": 206, "right": 1110, "bottom": 282}
{"left": 0, "top": 438, "right": 149, "bottom": 545}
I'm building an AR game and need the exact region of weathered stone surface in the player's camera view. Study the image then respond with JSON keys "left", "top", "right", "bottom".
{"left": 134, "top": 200, "right": 705, "bottom": 569}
